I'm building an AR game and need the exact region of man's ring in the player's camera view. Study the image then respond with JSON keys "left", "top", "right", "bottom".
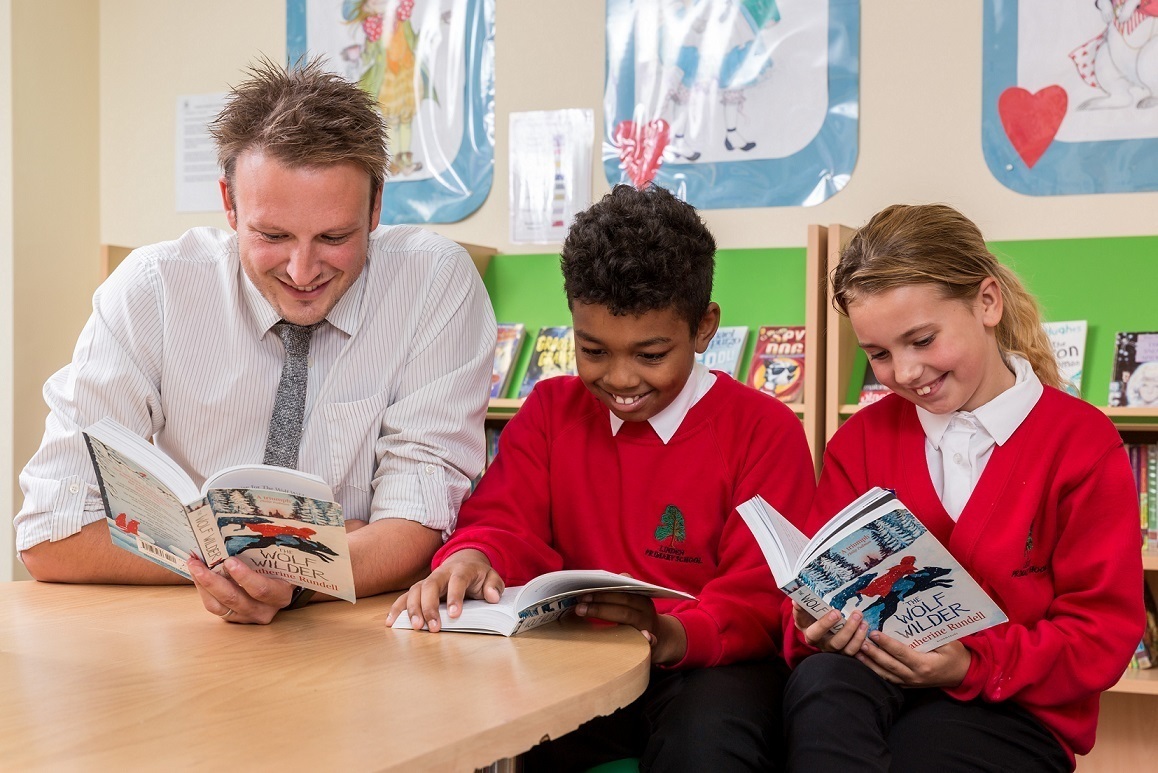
{"left": 218, "top": 608, "right": 235, "bottom": 619}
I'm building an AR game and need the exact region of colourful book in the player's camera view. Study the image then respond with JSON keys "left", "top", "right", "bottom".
{"left": 517, "top": 326, "right": 576, "bottom": 398}
{"left": 695, "top": 325, "right": 748, "bottom": 378}
{"left": 1043, "top": 320, "right": 1087, "bottom": 398}
{"left": 858, "top": 363, "right": 891, "bottom": 406}
{"left": 490, "top": 323, "right": 526, "bottom": 399}
{"left": 1110, "top": 331, "right": 1158, "bottom": 407}
{"left": 737, "top": 487, "right": 1007, "bottom": 652}
{"left": 746, "top": 325, "right": 806, "bottom": 403}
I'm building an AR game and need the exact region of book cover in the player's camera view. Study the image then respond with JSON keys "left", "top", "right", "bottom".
{"left": 1136, "top": 582, "right": 1158, "bottom": 669}
{"left": 83, "top": 417, "right": 355, "bottom": 602}
{"left": 695, "top": 325, "right": 748, "bottom": 378}
{"left": 736, "top": 487, "right": 1007, "bottom": 652}
{"left": 1110, "top": 331, "right": 1158, "bottom": 407}
{"left": 490, "top": 323, "right": 526, "bottom": 399}
{"left": 1043, "top": 320, "right": 1087, "bottom": 398}
{"left": 517, "top": 326, "right": 576, "bottom": 398}
{"left": 858, "top": 364, "right": 892, "bottom": 407}
{"left": 746, "top": 325, "right": 805, "bottom": 403}
{"left": 390, "top": 569, "right": 694, "bottom": 636}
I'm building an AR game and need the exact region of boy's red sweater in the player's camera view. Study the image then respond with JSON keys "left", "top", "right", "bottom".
{"left": 435, "top": 373, "right": 815, "bottom": 668}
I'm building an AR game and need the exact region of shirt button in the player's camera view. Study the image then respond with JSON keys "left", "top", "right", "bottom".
{"left": 425, "top": 465, "right": 436, "bottom": 475}
{"left": 953, "top": 453, "right": 964, "bottom": 465}
{"left": 69, "top": 483, "right": 80, "bottom": 494}
{"left": 307, "top": 357, "right": 314, "bottom": 368}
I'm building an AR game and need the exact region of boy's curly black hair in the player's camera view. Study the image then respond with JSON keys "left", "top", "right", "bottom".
{"left": 561, "top": 185, "right": 716, "bottom": 336}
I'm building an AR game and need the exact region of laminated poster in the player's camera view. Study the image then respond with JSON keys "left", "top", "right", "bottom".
{"left": 983, "top": 0, "right": 1158, "bottom": 194}
{"left": 288, "top": 0, "right": 495, "bottom": 223}
{"left": 603, "top": 0, "right": 860, "bottom": 208}
{"left": 509, "top": 109, "right": 594, "bottom": 244}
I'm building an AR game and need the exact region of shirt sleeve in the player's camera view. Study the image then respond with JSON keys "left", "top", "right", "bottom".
{"left": 944, "top": 443, "right": 1145, "bottom": 706}
{"left": 369, "top": 245, "right": 496, "bottom": 532}
{"left": 15, "top": 257, "right": 166, "bottom": 551}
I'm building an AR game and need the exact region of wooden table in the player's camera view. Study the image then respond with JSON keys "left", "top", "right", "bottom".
{"left": 1, "top": 582, "right": 651, "bottom": 771}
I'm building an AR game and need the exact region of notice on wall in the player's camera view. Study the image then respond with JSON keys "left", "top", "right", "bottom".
{"left": 175, "top": 93, "right": 227, "bottom": 213}
{"left": 509, "top": 109, "right": 594, "bottom": 244}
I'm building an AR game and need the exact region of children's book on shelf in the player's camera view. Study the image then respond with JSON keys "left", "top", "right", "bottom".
{"left": 858, "top": 364, "right": 891, "bottom": 407}
{"left": 1133, "top": 582, "right": 1158, "bottom": 669}
{"left": 736, "top": 487, "right": 1007, "bottom": 652}
{"left": 82, "top": 417, "right": 355, "bottom": 602}
{"left": 390, "top": 569, "right": 695, "bottom": 636}
{"left": 490, "top": 323, "right": 526, "bottom": 399}
{"left": 1110, "top": 331, "right": 1158, "bottom": 408}
{"left": 695, "top": 325, "right": 748, "bottom": 378}
{"left": 1043, "top": 320, "right": 1087, "bottom": 398}
{"left": 517, "top": 326, "right": 577, "bottom": 398}
{"left": 746, "top": 325, "right": 805, "bottom": 403}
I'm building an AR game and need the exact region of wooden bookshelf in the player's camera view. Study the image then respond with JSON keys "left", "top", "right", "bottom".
{"left": 1108, "top": 667, "right": 1158, "bottom": 696}
{"left": 486, "top": 398, "right": 524, "bottom": 420}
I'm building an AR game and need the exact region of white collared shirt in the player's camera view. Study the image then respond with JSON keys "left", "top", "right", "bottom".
{"left": 917, "top": 355, "right": 1043, "bottom": 520}
{"left": 16, "top": 225, "right": 496, "bottom": 551}
{"left": 609, "top": 362, "right": 717, "bottom": 443}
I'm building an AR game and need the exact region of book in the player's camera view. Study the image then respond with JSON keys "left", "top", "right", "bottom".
{"left": 82, "top": 417, "right": 356, "bottom": 602}
{"left": 695, "top": 325, "right": 748, "bottom": 378}
{"left": 746, "top": 325, "right": 805, "bottom": 403}
{"left": 1043, "top": 320, "right": 1087, "bottom": 398}
{"left": 1110, "top": 331, "right": 1158, "bottom": 407}
{"left": 736, "top": 487, "right": 1007, "bottom": 652}
{"left": 858, "top": 363, "right": 892, "bottom": 407}
{"left": 1135, "top": 582, "right": 1158, "bottom": 669}
{"left": 490, "top": 322, "right": 526, "bottom": 399}
{"left": 390, "top": 569, "right": 695, "bottom": 636}
{"left": 517, "top": 326, "right": 577, "bottom": 398}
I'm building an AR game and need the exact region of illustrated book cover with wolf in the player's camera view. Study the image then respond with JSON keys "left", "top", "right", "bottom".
{"left": 83, "top": 417, "right": 355, "bottom": 602}
{"left": 736, "top": 487, "right": 1006, "bottom": 651}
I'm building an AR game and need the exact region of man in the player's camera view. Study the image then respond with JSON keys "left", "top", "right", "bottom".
{"left": 15, "top": 59, "right": 496, "bottom": 624}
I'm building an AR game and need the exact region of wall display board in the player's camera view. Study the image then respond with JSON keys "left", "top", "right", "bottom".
{"left": 983, "top": 0, "right": 1158, "bottom": 195}
{"left": 288, "top": 0, "right": 495, "bottom": 223}
{"left": 603, "top": 0, "right": 859, "bottom": 208}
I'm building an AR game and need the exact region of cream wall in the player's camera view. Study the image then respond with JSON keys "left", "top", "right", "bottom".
{"left": 99, "top": 0, "right": 1158, "bottom": 252}
{"left": 1, "top": 0, "right": 15, "bottom": 581}
{"left": 9, "top": 0, "right": 101, "bottom": 581}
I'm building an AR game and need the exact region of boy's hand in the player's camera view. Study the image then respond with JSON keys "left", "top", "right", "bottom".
{"left": 385, "top": 549, "right": 504, "bottom": 633}
{"left": 793, "top": 602, "right": 870, "bottom": 657}
{"left": 855, "top": 631, "right": 971, "bottom": 688}
{"left": 575, "top": 592, "right": 688, "bottom": 666}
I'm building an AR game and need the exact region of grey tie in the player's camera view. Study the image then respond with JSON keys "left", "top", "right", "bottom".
{"left": 263, "top": 322, "right": 320, "bottom": 468}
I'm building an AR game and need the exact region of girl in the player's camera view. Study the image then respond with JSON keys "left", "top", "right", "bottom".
{"left": 784, "top": 204, "right": 1144, "bottom": 772}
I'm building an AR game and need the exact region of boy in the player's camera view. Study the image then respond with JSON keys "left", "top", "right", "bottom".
{"left": 388, "top": 185, "right": 814, "bottom": 771}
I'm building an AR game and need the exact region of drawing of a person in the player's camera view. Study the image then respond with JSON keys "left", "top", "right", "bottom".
{"left": 343, "top": 0, "right": 438, "bottom": 176}
{"left": 655, "top": 0, "right": 780, "bottom": 160}
{"left": 860, "top": 555, "right": 918, "bottom": 599}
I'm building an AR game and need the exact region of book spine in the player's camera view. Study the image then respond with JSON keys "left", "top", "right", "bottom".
{"left": 187, "top": 499, "right": 229, "bottom": 569}
{"left": 1150, "top": 443, "right": 1158, "bottom": 549}
{"left": 784, "top": 579, "right": 843, "bottom": 632}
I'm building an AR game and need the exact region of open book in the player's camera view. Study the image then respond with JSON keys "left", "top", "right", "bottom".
{"left": 390, "top": 569, "right": 695, "bottom": 636}
{"left": 82, "top": 417, "right": 355, "bottom": 602}
{"left": 737, "top": 488, "right": 1006, "bottom": 651}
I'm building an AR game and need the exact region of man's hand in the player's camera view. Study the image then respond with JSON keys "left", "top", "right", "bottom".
{"left": 855, "top": 631, "right": 972, "bottom": 688}
{"left": 386, "top": 549, "right": 504, "bottom": 633}
{"left": 575, "top": 592, "right": 688, "bottom": 666}
{"left": 187, "top": 555, "right": 296, "bottom": 625}
{"left": 792, "top": 602, "right": 870, "bottom": 657}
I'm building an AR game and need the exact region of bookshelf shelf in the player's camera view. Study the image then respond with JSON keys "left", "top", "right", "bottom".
{"left": 1143, "top": 550, "right": 1158, "bottom": 573}
{"left": 486, "top": 398, "right": 524, "bottom": 419}
{"left": 1108, "top": 667, "right": 1158, "bottom": 696}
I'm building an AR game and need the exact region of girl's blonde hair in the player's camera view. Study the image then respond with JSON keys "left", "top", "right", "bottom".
{"left": 831, "top": 204, "right": 1063, "bottom": 391}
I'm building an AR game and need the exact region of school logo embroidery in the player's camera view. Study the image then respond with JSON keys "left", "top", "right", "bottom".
{"left": 1012, "top": 523, "right": 1048, "bottom": 577}
{"left": 645, "top": 505, "right": 702, "bottom": 564}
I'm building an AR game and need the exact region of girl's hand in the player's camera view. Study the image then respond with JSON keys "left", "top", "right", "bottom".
{"left": 855, "top": 632, "right": 972, "bottom": 688}
{"left": 576, "top": 592, "right": 688, "bottom": 666}
{"left": 793, "top": 602, "right": 870, "bottom": 657}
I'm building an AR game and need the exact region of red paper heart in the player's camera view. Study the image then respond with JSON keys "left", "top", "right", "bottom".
{"left": 614, "top": 119, "right": 669, "bottom": 188}
{"left": 998, "top": 86, "right": 1068, "bottom": 168}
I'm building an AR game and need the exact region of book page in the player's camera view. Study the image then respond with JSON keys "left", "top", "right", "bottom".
{"left": 84, "top": 417, "right": 200, "bottom": 502}
{"left": 390, "top": 588, "right": 520, "bottom": 635}
{"left": 514, "top": 569, "right": 694, "bottom": 610}
{"left": 205, "top": 464, "right": 333, "bottom": 500}
{"left": 735, "top": 496, "right": 807, "bottom": 587}
{"left": 83, "top": 433, "right": 202, "bottom": 578}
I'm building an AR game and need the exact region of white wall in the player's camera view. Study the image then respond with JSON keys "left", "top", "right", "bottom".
{"left": 98, "top": 0, "right": 1158, "bottom": 253}
{"left": 1, "top": 0, "right": 15, "bottom": 581}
